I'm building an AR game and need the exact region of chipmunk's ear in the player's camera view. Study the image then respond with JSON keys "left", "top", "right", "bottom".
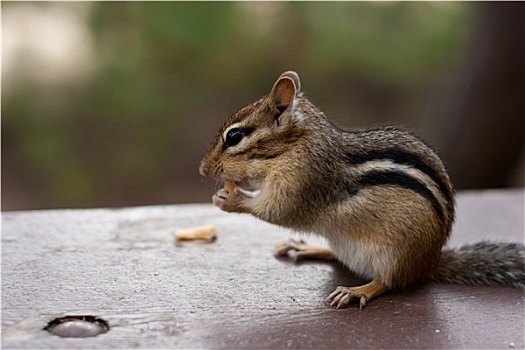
{"left": 269, "top": 71, "right": 301, "bottom": 115}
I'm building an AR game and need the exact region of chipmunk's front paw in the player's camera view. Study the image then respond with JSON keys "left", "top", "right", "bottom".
{"left": 212, "top": 188, "right": 229, "bottom": 207}
{"left": 212, "top": 188, "right": 248, "bottom": 213}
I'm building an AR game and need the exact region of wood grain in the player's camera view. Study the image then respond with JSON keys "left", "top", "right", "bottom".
{"left": 2, "top": 189, "right": 524, "bottom": 349}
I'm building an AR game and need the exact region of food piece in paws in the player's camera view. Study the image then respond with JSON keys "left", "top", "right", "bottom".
{"left": 224, "top": 180, "right": 235, "bottom": 194}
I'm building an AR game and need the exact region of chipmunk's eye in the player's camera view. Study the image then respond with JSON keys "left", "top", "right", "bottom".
{"left": 224, "top": 128, "right": 245, "bottom": 147}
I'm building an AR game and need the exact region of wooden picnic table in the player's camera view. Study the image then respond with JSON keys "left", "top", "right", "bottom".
{"left": 2, "top": 189, "right": 524, "bottom": 349}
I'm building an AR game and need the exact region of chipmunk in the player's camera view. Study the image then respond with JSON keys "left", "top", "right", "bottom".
{"left": 199, "top": 71, "right": 525, "bottom": 308}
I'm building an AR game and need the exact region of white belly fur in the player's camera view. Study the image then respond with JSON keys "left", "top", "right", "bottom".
{"left": 329, "top": 237, "right": 396, "bottom": 284}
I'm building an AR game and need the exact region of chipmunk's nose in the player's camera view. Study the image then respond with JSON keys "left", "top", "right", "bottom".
{"left": 198, "top": 162, "right": 209, "bottom": 177}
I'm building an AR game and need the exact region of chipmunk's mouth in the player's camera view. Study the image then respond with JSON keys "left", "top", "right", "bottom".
{"left": 225, "top": 179, "right": 261, "bottom": 198}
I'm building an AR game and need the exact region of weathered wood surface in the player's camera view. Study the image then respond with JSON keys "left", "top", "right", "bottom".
{"left": 2, "top": 189, "right": 524, "bottom": 349}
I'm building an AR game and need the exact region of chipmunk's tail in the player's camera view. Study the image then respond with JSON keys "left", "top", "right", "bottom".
{"left": 431, "top": 241, "right": 525, "bottom": 287}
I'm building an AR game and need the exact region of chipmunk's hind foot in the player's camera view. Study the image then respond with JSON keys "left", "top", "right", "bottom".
{"left": 275, "top": 238, "right": 335, "bottom": 261}
{"left": 327, "top": 278, "right": 389, "bottom": 309}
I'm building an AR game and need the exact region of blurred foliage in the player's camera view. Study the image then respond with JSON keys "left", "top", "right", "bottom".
{"left": 2, "top": 2, "right": 471, "bottom": 210}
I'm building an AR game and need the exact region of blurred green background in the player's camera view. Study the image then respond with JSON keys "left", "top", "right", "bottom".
{"left": 2, "top": 2, "right": 523, "bottom": 211}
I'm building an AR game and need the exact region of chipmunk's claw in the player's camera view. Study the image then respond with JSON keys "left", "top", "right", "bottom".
{"left": 275, "top": 238, "right": 306, "bottom": 257}
{"left": 327, "top": 286, "right": 368, "bottom": 309}
{"left": 274, "top": 238, "right": 335, "bottom": 261}
{"left": 326, "top": 279, "right": 389, "bottom": 309}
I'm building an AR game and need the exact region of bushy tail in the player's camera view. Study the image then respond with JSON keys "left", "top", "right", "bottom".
{"left": 432, "top": 241, "right": 525, "bottom": 287}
